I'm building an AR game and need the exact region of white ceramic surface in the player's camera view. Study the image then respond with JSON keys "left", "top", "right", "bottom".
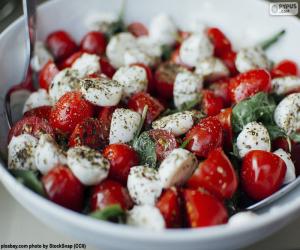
{"left": 1, "top": 0, "right": 300, "bottom": 249}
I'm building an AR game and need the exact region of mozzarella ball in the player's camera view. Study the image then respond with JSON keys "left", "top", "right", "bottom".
{"left": 71, "top": 53, "right": 101, "bottom": 78}
{"left": 228, "top": 212, "right": 258, "bottom": 227}
{"left": 23, "top": 89, "right": 52, "bottom": 113}
{"left": 273, "top": 148, "right": 296, "bottom": 184}
{"left": 85, "top": 12, "right": 118, "bottom": 33}
{"left": 30, "top": 41, "right": 53, "bottom": 72}
{"left": 124, "top": 47, "right": 156, "bottom": 67}
{"left": 137, "top": 36, "right": 162, "bottom": 58}
{"left": 272, "top": 76, "right": 300, "bottom": 95}
{"left": 195, "top": 57, "right": 229, "bottom": 81}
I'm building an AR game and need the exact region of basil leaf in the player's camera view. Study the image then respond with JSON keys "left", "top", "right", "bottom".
{"left": 161, "top": 97, "right": 201, "bottom": 117}
{"left": 105, "top": 0, "right": 126, "bottom": 39}
{"left": 290, "top": 133, "right": 300, "bottom": 143}
{"left": 265, "top": 124, "right": 286, "bottom": 140}
{"left": 180, "top": 138, "right": 191, "bottom": 149}
{"left": 89, "top": 205, "right": 125, "bottom": 223}
{"left": 161, "top": 45, "right": 173, "bottom": 61}
{"left": 259, "top": 29, "right": 286, "bottom": 51}
{"left": 10, "top": 170, "right": 45, "bottom": 196}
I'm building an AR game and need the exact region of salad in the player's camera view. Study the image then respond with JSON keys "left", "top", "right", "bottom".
{"left": 5, "top": 9, "right": 300, "bottom": 231}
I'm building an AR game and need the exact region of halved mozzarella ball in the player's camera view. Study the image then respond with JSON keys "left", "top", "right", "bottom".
{"left": 109, "top": 108, "right": 141, "bottom": 144}
{"left": 173, "top": 71, "right": 203, "bottom": 109}
{"left": 179, "top": 33, "right": 213, "bottom": 67}
{"left": 228, "top": 212, "right": 257, "bottom": 226}
{"left": 235, "top": 47, "right": 271, "bottom": 73}
{"left": 127, "top": 165, "right": 162, "bottom": 205}
{"left": 113, "top": 65, "right": 148, "bottom": 100}
{"left": 23, "top": 89, "right": 52, "bottom": 113}
{"left": 30, "top": 41, "right": 53, "bottom": 72}
{"left": 152, "top": 111, "right": 194, "bottom": 136}
{"left": 8, "top": 134, "right": 38, "bottom": 170}
{"left": 106, "top": 32, "right": 137, "bottom": 68}
{"left": 137, "top": 36, "right": 162, "bottom": 58}
{"left": 195, "top": 57, "right": 229, "bottom": 81}
{"left": 273, "top": 148, "right": 296, "bottom": 184}
{"left": 236, "top": 122, "right": 271, "bottom": 158}
{"left": 126, "top": 205, "right": 165, "bottom": 230}
{"left": 85, "top": 12, "right": 118, "bottom": 33}
{"left": 34, "top": 134, "right": 67, "bottom": 175}
{"left": 67, "top": 146, "right": 110, "bottom": 186}
{"left": 49, "top": 68, "right": 81, "bottom": 103}
{"left": 80, "top": 78, "right": 122, "bottom": 106}
{"left": 158, "top": 148, "right": 198, "bottom": 188}
{"left": 124, "top": 47, "right": 156, "bottom": 67}
{"left": 272, "top": 76, "right": 300, "bottom": 95}
{"left": 274, "top": 93, "right": 300, "bottom": 135}
{"left": 71, "top": 53, "right": 101, "bottom": 78}
{"left": 149, "top": 13, "right": 177, "bottom": 46}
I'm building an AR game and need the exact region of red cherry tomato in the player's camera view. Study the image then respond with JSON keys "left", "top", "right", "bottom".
{"left": 23, "top": 105, "right": 52, "bottom": 121}
{"left": 98, "top": 106, "right": 118, "bottom": 142}
{"left": 229, "top": 69, "right": 271, "bottom": 103}
{"left": 131, "top": 63, "right": 155, "bottom": 94}
{"left": 184, "top": 117, "right": 223, "bottom": 158}
{"left": 201, "top": 90, "right": 224, "bottom": 116}
{"left": 50, "top": 91, "right": 94, "bottom": 134}
{"left": 188, "top": 148, "right": 238, "bottom": 200}
{"left": 216, "top": 108, "right": 233, "bottom": 152}
{"left": 183, "top": 189, "right": 228, "bottom": 228}
{"left": 103, "top": 144, "right": 140, "bottom": 185}
{"left": 46, "top": 30, "right": 78, "bottom": 61}
{"left": 90, "top": 180, "right": 133, "bottom": 212}
{"left": 42, "top": 165, "right": 84, "bottom": 212}
{"left": 156, "top": 188, "right": 182, "bottom": 228}
{"left": 38, "top": 60, "right": 59, "bottom": 90}
{"left": 127, "top": 22, "right": 149, "bottom": 37}
{"left": 271, "top": 60, "right": 298, "bottom": 78}
{"left": 57, "top": 51, "right": 84, "bottom": 70}
{"left": 207, "top": 27, "right": 232, "bottom": 57}
{"left": 220, "top": 50, "right": 238, "bottom": 76}
{"left": 241, "top": 150, "right": 286, "bottom": 201}
{"left": 272, "top": 137, "right": 291, "bottom": 152}
{"left": 148, "top": 129, "right": 179, "bottom": 162}
{"left": 128, "top": 92, "right": 165, "bottom": 124}
{"left": 170, "top": 48, "right": 191, "bottom": 69}
{"left": 8, "top": 116, "right": 55, "bottom": 143}
{"left": 291, "top": 143, "right": 300, "bottom": 176}
{"left": 80, "top": 31, "right": 107, "bottom": 56}
{"left": 100, "top": 57, "right": 116, "bottom": 78}
{"left": 209, "top": 79, "right": 231, "bottom": 107}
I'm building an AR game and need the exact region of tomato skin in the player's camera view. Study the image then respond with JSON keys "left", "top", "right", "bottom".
{"left": 80, "top": 31, "right": 107, "bottom": 56}
{"left": 127, "top": 22, "right": 149, "bottom": 37}
{"left": 271, "top": 137, "right": 291, "bottom": 152}
{"left": 100, "top": 57, "right": 116, "bottom": 78}
{"left": 220, "top": 50, "right": 238, "bottom": 76}
{"left": 291, "top": 143, "right": 300, "bottom": 176}
{"left": 50, "top": 91, "right": 94, "bottom": 135}
{"left": 46, "top": 30, "right": 78, "bottom": 61}
{"left": 187, "top": 148, "right": 238, "bottom": 200}
{"left": 184, "top": 117, "right": 223, "bottom": 158}
{"left": 103, "top": 144, "right": 140, "bottom": 185}
{"left": 209, "top": 79, "right": 231, "bottom": 108}
{"left": 23, "top": 105, "right": 52, "bottom": 121}
{"left": 201, "top": 90, "right": 224, "bottom": 116}
{"left": 207, "top": 27, "right": 232, "bottom": 57}
{"left": 57, "top": 51, "right": 84, "bottom": 70}
{"left": 131, "top": 63, "right": 155, "bottom": 94}
{"left": 271, "top": 60, "right": 298, "bottom": 78}
{"left": 38, "top": 60, "right": 59, "bottom": 90}
{"left": 156, "top": 188, "right": 182, "bottom": 228}
{"left": 97, "top": 106, "right": 118, "bottom": 142}
{"left": 128, "top": 92, "right": 164, "bottom": 124}
{"left": 241, "top": 150, "right": 286, "bottom": 201}
{"left": 42, "top": 165, "right": 84, "bottom": 212}
{"left": 216, "top": 108, "right": 233, "bottom": 152}
{"left": 183, "top": 189, "right": 228, "bottom": 228}
{"left": 90, "top": 179, "right": 133, "bottom": 212}
{"left": 229, "top": 69, "right": 272, "bottom": 103}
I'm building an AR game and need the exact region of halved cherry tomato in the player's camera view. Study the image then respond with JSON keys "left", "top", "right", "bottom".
{"left": 156, "top": 188, "right": 182, "bottom": 228}
{"left": 57, "top": 51, "right": 84, "bottom": 70}
{"left": 291, "top": 143, "right": 300, "bottom": 176}
{"left": 201, "top": 90, "right": 224, "bottom": 116}
{"left": 100, "top": 57, "right": 116, "bottom": 78}
{"left": 46, "top": 30, "right": 78, "bottom": 61}
{"left": 229, "top": 69, "right": 271, "bottom": 103}
{"left": 207, "top": 27, "right": 232, "bottom": 57}
{"left": 127, "top": 22, "right": 149, "bottom": 37}
{"left": 131, "top": 63, "right": 155, "bottom": 94}
{"left": 8, "top": 116, "right": 55, "bottom": 143}
{"left": 90, "top": 179, "right": 133, "bottom": 212}
{"left": 98, "top": 106, "right": 118, "bottom": 142}
{"left": 103, "top": 144, "right": 140, "bottom": 185}
{"left": 148, "top": 129, "right": 179, "bottom": 162}
{"left": 187, "top": 148, "right": 238, "bottom": 200}
{"left": 80, "top": 31, "right": 107, "bottom": 56}
{"left": 209, "top": 79, "right": 231, "bottom": 107}
{"left": 183, "top": 189, "right": 228, "bottom": 228}
{"left": 271, "top": 59, "right": 298, "bottom": 78}
{"left": 216, "top": 108, "right": 233, "bottom": 152}
{"left": 38, "top": 60, "right": 59, "bottom": 90}
{"left": 42, "top": 164, "right": 84, "bottom": 212}
{"left": 128, "top": 92, "right": 165, "bottom": 124}
{"left": 241, "top": 150, "right": 286, "bottom": 201}
{"left": 220, "top": 50, "right": 238, "bottom": 76}
{"left": 23, "top": 105, "right": 52, "bottom": 121}
{"left": 50, "top": 91, "right": 94, "bottom": 134}
{"left": 184, "top": 117, "right": 223, "bottom": 158}
{"left": 272, "top": 137, "right": 291, "bottom": 152}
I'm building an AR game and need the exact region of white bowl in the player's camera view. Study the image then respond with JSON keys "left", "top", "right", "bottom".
{"left": 1, "top": 0, "right": 300, "bottom": 249}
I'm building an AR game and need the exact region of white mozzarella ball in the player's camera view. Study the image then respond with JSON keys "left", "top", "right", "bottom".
{"left": 34, "top": 134, "right": 67, "bottom": 175}
{"left": 67, "top": 146, "right": 110, "bottom": 186}
{"left": 127, "top": 166, "right": 162, "bottom": 205}
{"left": 30, "top": 41, "right": 53, "bottom": 72}
{"left": 236, "top": 122, "right": 271, "bottom": 158}
{"left": 158, "top": 148, "right": 198, "bottom": 188}
{"left": 228, "top": 212, "right": 258, "bottom": 227}
{"left": 85, "top": 12, "right": 118, "bottom": 33}
{"left": 235, "top": 47, "right": 271, "bottom": 73}
{"left": 272, "top": 76, "right": 300, "bottom": 95}
{"left": 80, "top": 78, "right": 122, "bottom": 106}
{"left": 109, "top": 108, "right": 141, "bottom": 144}
{"left": 273, "top": 148, "right": 296, "bottom": 184}
{"left": 71, "top": 53, "right": 101, "bottom": 78}
{"left": 137, "top": 36, "right": 162, "bottom": 58}
{"left": 179, "top": 33, "right": 213, "bottom": 67}
{"left": 124, "top": 47, "right": 156, "bottom": 67}
{"left": 274, "top": 93, "right": 300, "bottom": 135}
{"left": 126, "top": 205, "right": 165, "bottom": 230}
{"left": 195, "top": 57, "right": 229, "bottom": 81}
{"left": 152, "top": 111, "right": 194, "bottom": 136}
{"left": 8, "top": 134, "right": 38, "bottom": 170}
{"left": 23, "top": 89, "right": 52, "bottom": 113}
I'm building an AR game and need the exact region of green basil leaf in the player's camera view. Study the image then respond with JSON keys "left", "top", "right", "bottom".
{"left": 161, "top": 45, "right": 173, "bottom": 61}
{"left": 180, "top": 138, "right": 192, "bottom": 149}
{"left": 89, "top": 205, "right": 125, "bottom": 223}
{"left": 259, "top": 29, "right": 286, "bottom": 51}
{"left": 290, "top": 133, "right": 300, "bottom": 143}
{"left": 265, "top": 124, "right": 286, "bottom": 140}
{"left": 105, "top": 0, "right": 126, "bottom": 39}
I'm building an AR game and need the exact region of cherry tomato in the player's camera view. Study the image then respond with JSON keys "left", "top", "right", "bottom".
{"left": 42, "top": 164, "right": 84, "bottom": 212}
{"left": 187, "top": 148, "right": 238, "bottom": 200}
{"left": 128, "top": 92, "right": 165, "bottom": 125}
{"left": 127, "top": 22, "right": 149, "bottom": 37}
{"left": 184, "top": 117, "right": 223, "bottom": 158}
{"left": 271, "top": 60, "right": 298, "bottom": 78}
{"left": 23, "top": 105, "right": 52, "bottom": 121}
{"left": 46, "top": 30, "right": 78, "bottom": 61}
{"left": 183, "top": 189, "right": 228, "bottom": 228}
{"left": 148, "top": 129, "right": 179, "bottom": 162}
{"left": 216, "top": 108, "right": 233, "bottom": 152}
{"left": 57, "top": 51, "right": 84, "bottom": 70}
{"left": 220, "top": 50, "right": 238, "bottom": 76}
{"left": 90, "top": 180, "right": 133, "bottom": 212}
{"left": 80, "top": 31, "right": 107, "bottom": 56}
{"left": 98, "top": 106, "right": 118, "bottom": 142}
{"left": 38, "top": 60, "right": 59, "bottom": 90}
{"left": 50, "top": 91, "right": 94, "bottom": 134}
{"left": 291, "top": 143, "right": 300, "bottom": 176}
{"left": 103, "top": 144, "right": 140, "bottom": 185}
{"left": 201, "top": 90, "right": 224, "bottom": 116}
{"left": 100, "top": 57, "right": 116, "bottom": 78}
{"left": 131, "top": 63, "right": 155, "bottom": 94}
{"left": 156, "top": 188, "right": 182, "bottom": 228}
{"left": 170, "top": 48, "right": 191, "bottom": 69}
{"left": 272, "top": 137, "right": 291, "bottom": 152}
{"left": 209, "top": 79, "right": 231, "bottom": 107}
{"left": 229, "top": 69, "right": 271, "bottom": 103}
{"left": 207, "top": 27, "right": 232, "bottom": 57}
{"left": 241, "top": 150, "right": 286, "bottom": 201}
{"left": 8, "top": 116, "right": 55, "bottom": 143}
